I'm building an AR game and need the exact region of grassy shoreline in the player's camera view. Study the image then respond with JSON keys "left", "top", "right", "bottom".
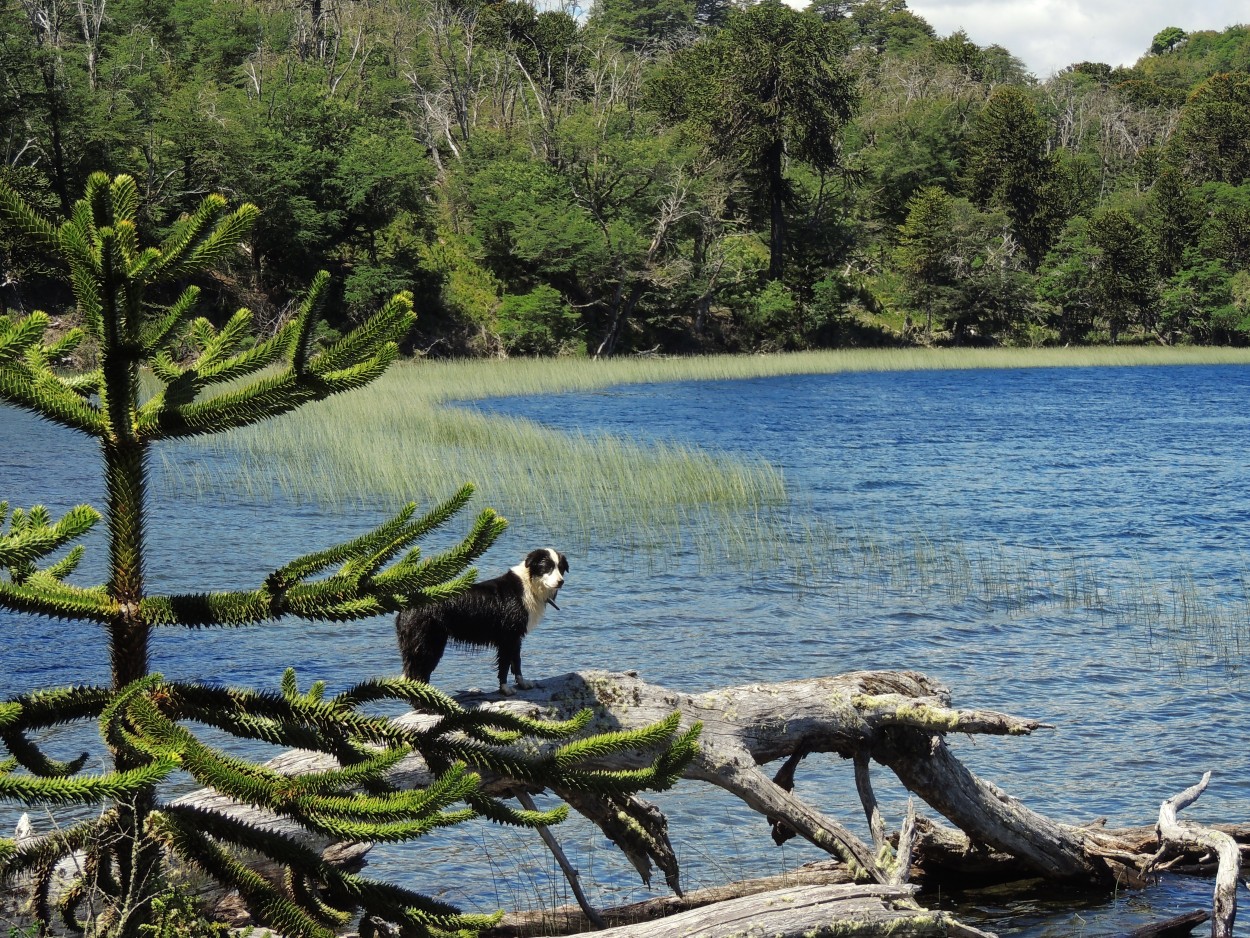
{"left": 184, "top": 345, "right": 1250, "bottom": 526}
{"left": 388, "top": 345, "right": 1250, "bottom": 406}
{"left": 163, "top": 343, "right": 1250, "bottom": 557}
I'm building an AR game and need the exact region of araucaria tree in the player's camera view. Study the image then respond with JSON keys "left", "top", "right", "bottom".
{"left": 0, "top": 174, "right": 697, "bottom": 938}
{"left": 652, "top": 0, "right": 856, "bottom": 281}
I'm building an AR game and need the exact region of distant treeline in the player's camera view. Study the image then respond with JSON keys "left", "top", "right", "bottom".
{"left": 2, "top": 0, "right": 1249, "bottom": 356}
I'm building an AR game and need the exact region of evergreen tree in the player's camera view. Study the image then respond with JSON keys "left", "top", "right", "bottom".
{"left": 1035, "top": 215, "right": 1100, "bottom": 344}
{"left": 1150, "top": 27, "right": 1187, "bottom": 56}
{"left": 0, "top": 173, "right": 698, "bottom": 938}
{"left": 1145, "top": 164, "right": 1200, "bottom": 276}
{"left": 1087, "top": 206, "right": 1157, "bottom": 341}
{"left": 587, "top": 0, "right": 697, "bottom": 50}
{"left": 894, "top": 185, "right": 957, "bottom": 337}
{"left": 967, "top": 86, "right": 1066, "bottom": 269}
{"left": 652, "top": 1, "right": 856, "bottom": 281}
{"left": 1170, "top": 72, "right": 1250, "bottom": 185}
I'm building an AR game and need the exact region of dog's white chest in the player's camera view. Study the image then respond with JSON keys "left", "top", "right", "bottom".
{"left": 512, "top": 561, "right": 558, "bottom": 633}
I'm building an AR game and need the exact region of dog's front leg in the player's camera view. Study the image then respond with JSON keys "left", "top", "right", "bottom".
{"left": 509, "top": 642, "right": 534, "bottom": 690}
{"left": 498, "top": 639, "right": 532, "bottom": 693}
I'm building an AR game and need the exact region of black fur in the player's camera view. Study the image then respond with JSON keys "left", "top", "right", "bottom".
{"left": 395, "top": 548, "right": 568, "bottom": 694}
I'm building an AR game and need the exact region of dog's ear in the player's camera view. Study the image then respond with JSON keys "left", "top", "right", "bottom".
{"left": 557, "top": 552, "right": 568, "bottom": 574}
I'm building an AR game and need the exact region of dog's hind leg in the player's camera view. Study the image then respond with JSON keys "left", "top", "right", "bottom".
{"left": 397, "top": 614, "right": 448, "bottom": 684}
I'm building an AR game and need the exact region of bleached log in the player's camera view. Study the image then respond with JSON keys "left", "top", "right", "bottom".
{"left": 482, "top": 860, "right": 857, "bottom": 936}
{"left": 394, "top": 669, "right": 1096, "bottom": 883}
{"left": 1125, "top": 909, "right": 1210, "bottom": 937}
{"left": 1151, "top": 773, "right": 1242, "bottom": 938}
{"left": 517, "top": 883, "right": 996, "bottom": 938}
{"left": 165, "top": 669, "right": 1196, "bottom": 892}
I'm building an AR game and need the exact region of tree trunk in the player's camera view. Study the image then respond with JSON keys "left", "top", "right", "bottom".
{"left": 766, "top": 137, "right": 786, "bottom": 281}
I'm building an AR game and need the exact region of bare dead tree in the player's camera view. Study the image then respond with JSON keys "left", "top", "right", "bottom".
{"left": 72, "top": 0, "right": 104, "bottom": 90}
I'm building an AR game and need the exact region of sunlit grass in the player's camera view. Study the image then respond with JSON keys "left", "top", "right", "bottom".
{"left": 160, "top": 357, "right": 793, "bottom": 555}
{"left": 376, "top": 346, "right": 1250, "bottom": 407}
{"left": 166, "top": 344, "right": 1250, "bottom": 536}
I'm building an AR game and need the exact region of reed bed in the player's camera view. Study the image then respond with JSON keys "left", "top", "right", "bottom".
{"left": 378, "top": 346, "right": 1250, "bottom": 407}
{"left": 163, "top": 382, "right": 788, "bottom": 556}
{"left": 158, "top": 347, "right": 1250, "bottom": 673}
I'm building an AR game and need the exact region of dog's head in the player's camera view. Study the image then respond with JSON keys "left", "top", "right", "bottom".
{"left": 523, "top": 548, "right": 568, "bottom": 608}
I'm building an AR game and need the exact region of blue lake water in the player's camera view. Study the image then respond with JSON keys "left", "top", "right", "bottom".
{"left": 3, "top": 363, "right": 1250, "bottom": 936}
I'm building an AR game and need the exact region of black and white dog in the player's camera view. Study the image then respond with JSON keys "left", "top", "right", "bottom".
{"left": 395, "top": 548, "right": 568, "bottom": 695}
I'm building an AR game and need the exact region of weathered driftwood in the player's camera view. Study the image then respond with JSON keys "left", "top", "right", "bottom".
{"left": 15, "top": 669, "right": 1246, "bottom": 938}
{"left": 481, "top": 860, "right": 857, "bottom": 937}
{"left": 1125, "top": 909, "right": 1212, "bottom": 937}
{"left": 418, "top": 669, "right": 1067, "bottom": 885}
{"left": 1150, "top": 773, "right": 1241, "bottom": 938}
{"left": 1125, "top": 910, "right": 1210, "bottom": 938}
{"left": 371, "top": 669, "right": 1111, "bottom": 884}
{"left": 508, "top": 883, "right": 994, "bottom": 938}
{"left": 165, "top": 669, "right": 1247, "bottom": 932}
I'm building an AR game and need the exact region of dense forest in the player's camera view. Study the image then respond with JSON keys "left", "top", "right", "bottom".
{"left": 1, "top": 0, "right": 1249, "bottom": 356}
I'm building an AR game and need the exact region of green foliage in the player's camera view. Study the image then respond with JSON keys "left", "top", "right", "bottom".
{"left": 1151, "top": 27, "right": 1188, "bottom": 56}
{"left": 1133, "top": 26, "right": 1250, "bottom": 91}
{"left": 463, "top": 140, "right": 604, "bottom": 286}
{"left": 1171, "top": 72, "right": 1250, "bottom": 185}
{"left": 0, "top": 0, "right": 1247, "bottom": 355}
{"left": 497, "top": 285, "right": 581, "bottom": 355}
{"left": 967, "top": 87, "right": 1067, "bottom": 268}
{"left": 928, "top": 29, "right": 1027, "bottom": 83}
{"left": 0, "top": 173, "right": 698, "bottom": 938}
{"left": 1197, "top": 183, "right": 1250, "bottom": 269}
{"left": 1158, "top": 255, "right": 1247, "bottom": 344}
{"left": 894, "top": 186, "right": 956, "bottom": 336}
{"left": 1146, "top": 166, "right": 1201, "bottom": 276}
{"left": 479, "top": 3, "right": 585, "bottom": 92}
{"left": 1087, "top": 206, "right": 1158, "bottom": 341}
{"left": 138, "top": 885, "right": 232, "bottom": 938}
{"left": 653, "top": 0, "right": 856, "bottom": 280}
{"left": 1036, "top": 215, "right": 1099, "bottom": 344}
{"left": 830, "top": 0, "right": 935, "bottom": 57}
{"left": 587, "top": 0, "right": 697, "bottom": 50}
{"left": 852, "top": 91, "right": 967, "bottom": 226}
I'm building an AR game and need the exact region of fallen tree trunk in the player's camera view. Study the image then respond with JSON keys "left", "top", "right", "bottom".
{"left": 379, "top": 669, "right": 1129, "bottom": 885}
{"left": 502, "top": 883, "right": 995, "bottom": 938}
{"left": 14, "top": 669, "right": 1244, "bottom": 938}
{"left": 415, "top": 669, "right": 1242, "bottom": 932}
{"left": 481, "top": 860, "right": 858, "bottom": 937}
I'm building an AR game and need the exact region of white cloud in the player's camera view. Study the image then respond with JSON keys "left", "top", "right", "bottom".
{"left": 899, "top": 1, "right": 1247, "bottom": 77}
{"left": 782, "top": 1, "right": 1247, "bottom": 79}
